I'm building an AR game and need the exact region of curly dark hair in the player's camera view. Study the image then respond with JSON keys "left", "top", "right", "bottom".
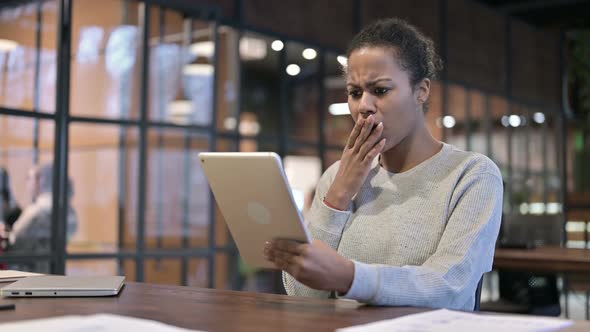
{"left": 346, "top": 18, "right": 443, "bottom": 88}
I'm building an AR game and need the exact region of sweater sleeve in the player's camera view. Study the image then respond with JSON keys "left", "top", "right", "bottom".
{"left": 282, "top": 162, "right": 354, "bottom": 298}
{"left": 340, "top": 171, "right": 503, "bottom": 310}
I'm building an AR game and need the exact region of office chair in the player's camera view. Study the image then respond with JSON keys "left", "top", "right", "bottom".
{"left": 481, "top": 214, "right": 563, "bottom": 316}
{"left": 474, "top": 276, "right": 483, "bottom": 311}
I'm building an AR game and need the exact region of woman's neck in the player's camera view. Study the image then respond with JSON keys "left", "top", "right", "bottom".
{"left": 379, "top": 123, "right": 442, "bottom": 174}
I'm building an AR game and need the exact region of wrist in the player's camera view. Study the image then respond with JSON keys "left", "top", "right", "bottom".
{"left": 336, "top": 259, "right": 355, "bottom": 294}
{"left": 325, "top": 188, "right": 351, "bottom": 211}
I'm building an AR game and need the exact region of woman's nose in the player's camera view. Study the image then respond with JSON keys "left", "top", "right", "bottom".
{"left": 358, "top": 93, "right": 377, "bottom": 116}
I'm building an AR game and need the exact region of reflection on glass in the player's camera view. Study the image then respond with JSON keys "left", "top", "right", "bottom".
{"left": 1, "top": 116, "right": 54, "bottom": 273}
{"left": 68, "top": 124, "right": 138, "bottom": 254}
{"left": 0, "top": 1, "right": 57, "bottom": 113}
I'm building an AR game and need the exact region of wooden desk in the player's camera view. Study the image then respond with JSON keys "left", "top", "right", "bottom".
{"left": 494, "top": 246, "right": 590, "bottom": 273}
{"left": 1, "top": 282, "right": 588, "bottom": 331}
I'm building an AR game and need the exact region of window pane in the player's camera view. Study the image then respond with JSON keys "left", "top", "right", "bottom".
{"left": 68, "top": 123, "right": 139, "bottom": 254}
{"left": 426, "top": 81, "right": 444, "bottom": 141}
{"left": 145, "top": 258, "right": 182, "bottom": 285}
{"left": 148, "top": 8, "right": 216, "bottom": 126}
{"left": 66, "top": 258, "right": 118, "bottom": 276}
{"left": 122, "top": 259, "right": 136, "bottom": 281}
{"left": 445, "top": 84, "right": 466, "bottom": 150}
{"left": 187, "top": 258, "right": 208, "bottom": 288}
{"left": 468, "top": 89, "right": 487, "bottom": 155}
{"left": 215, "top": 26, "right": 239, "bottom": 133}
{"left": 240, "top": 31, "right": 280, "bottom": 139}
{"left": 286, "top": 42, "right": 319, "bottom": 143}
{"left": 70, "top": 0, "right": 141, "bottom": 119}
{"left": 490, "top": 95, "right": 509, "bottom": 173}
{"left": 214, "top": 253, "right": 230, "bottom": 289}
{"left": 546, "top": 111, "right": 562, "bottom": 212}
{"left": 509, "top": 104, "right": 528, "bottom": 211}
{"left": 146, "top": 129, "right": 210, "bottom": 250}
{"left": 285, "top": 146, "right": 321, "bottom": 214}
{"left": 0, "top": 1, "right": 57, "bottom": 113}
{"left": 324, "top": 52, "right": 351, "bottom": 147}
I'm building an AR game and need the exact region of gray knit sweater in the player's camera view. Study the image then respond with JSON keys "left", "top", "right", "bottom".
{"left": 283, "top": 143, "right": 503, "bottom": 311}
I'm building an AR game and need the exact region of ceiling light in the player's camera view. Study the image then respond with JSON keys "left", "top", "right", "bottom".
{"left": 442, "top": 115, "right": 456, "bottom": 128}
{"left": 168, "top": 100, "right": 192, "bottom": 116}
{"left": 271, "top": 40, "right": 284, "bottom": 51}
{"left": 189, "top": 41, "right": 214, "bottom": 58}
{"left": 239, "top": 37, "right": 267, "bottom": 60}
{"left": 0, "top": 39, "right": 18, "bottom": 52}
{"left": 533, "top": 112, "right": 545, "bottom": 124}
{"left": 501, "top": 116, "right": 509, "bottom": 127}
{"left": 328, "top": 103, "right": 350, "bottom": 115}
{"left": 286, "top": 64, "right": 300, "bottom": 76}
{"left": 509, "top": 114, "right": 521, "bottom": 127}
{"left": 224, "top": 117, "right": 237, "bottom": 131}
{"left": 183, "top": 64, "right": 214, "bottom": 76}
{"left": 302, "top": 48, "right": 317, "bottom": 60}
{"left": 337, "top": 55, "right": 347, "bottom": 67}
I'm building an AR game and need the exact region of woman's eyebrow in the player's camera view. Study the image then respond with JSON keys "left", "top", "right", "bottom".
{"left": 365, "top": 78, "right": 393, "bottom": 86}
{"left": 347, "top": 78, "right": 393, "bottom": 88}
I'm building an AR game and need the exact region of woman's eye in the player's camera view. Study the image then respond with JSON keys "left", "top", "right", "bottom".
{"left": 348, "top": 90, "right": 362, "bottom": 98}
{"left": 374, "top": 87, "right": 389, "bottom": 95}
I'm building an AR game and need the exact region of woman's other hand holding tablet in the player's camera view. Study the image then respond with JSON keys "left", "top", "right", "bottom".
{"left": 264, "top": 239, "right": 354, "bottom": 294}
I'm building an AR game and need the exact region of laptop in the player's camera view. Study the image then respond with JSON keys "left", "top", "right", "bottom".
{"left": 0, "top": 276, "right": 125, "bottom": 297}
{"left": 199, "top": 152, "right": 311, "bottom": 269}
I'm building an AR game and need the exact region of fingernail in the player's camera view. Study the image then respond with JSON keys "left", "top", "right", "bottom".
{"left": 378, "top": 122, "right": 383, "bottom": 128}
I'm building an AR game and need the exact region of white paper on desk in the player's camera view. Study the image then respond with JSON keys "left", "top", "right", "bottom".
{"left": 337, "top": 309, "right": 573, "bottom": 332}
{"left": 0, "top": 270, "right": 43, "bottom": 282}
{"left": 0, "top": 313, "right": 205, "bottom": 332}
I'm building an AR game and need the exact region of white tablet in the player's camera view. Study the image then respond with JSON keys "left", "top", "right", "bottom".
{"left": 199, "top": 152, "right": 311, "bottom": 269}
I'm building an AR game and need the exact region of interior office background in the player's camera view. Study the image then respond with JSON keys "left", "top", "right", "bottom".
{"left": 0, "top": 0, "right": 589, "bottom": 317}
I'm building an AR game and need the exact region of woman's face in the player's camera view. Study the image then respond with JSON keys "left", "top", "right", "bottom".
{"left": 346, "top": 47, "right": 428, "bottom": 151}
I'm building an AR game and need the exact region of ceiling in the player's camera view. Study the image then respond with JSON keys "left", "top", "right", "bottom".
{"left": 477, "top": 0, "right": 590, "bottom": 29}
{"left": 1, "top": 0, "right": 588, "bottom": 29}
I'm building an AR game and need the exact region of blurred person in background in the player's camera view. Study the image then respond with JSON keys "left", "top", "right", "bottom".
{"left": 1, "top": 167, "right": 22, "bottom": 268}
{"left": 1, "top": 164, "right": 77, "bottom": 272}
